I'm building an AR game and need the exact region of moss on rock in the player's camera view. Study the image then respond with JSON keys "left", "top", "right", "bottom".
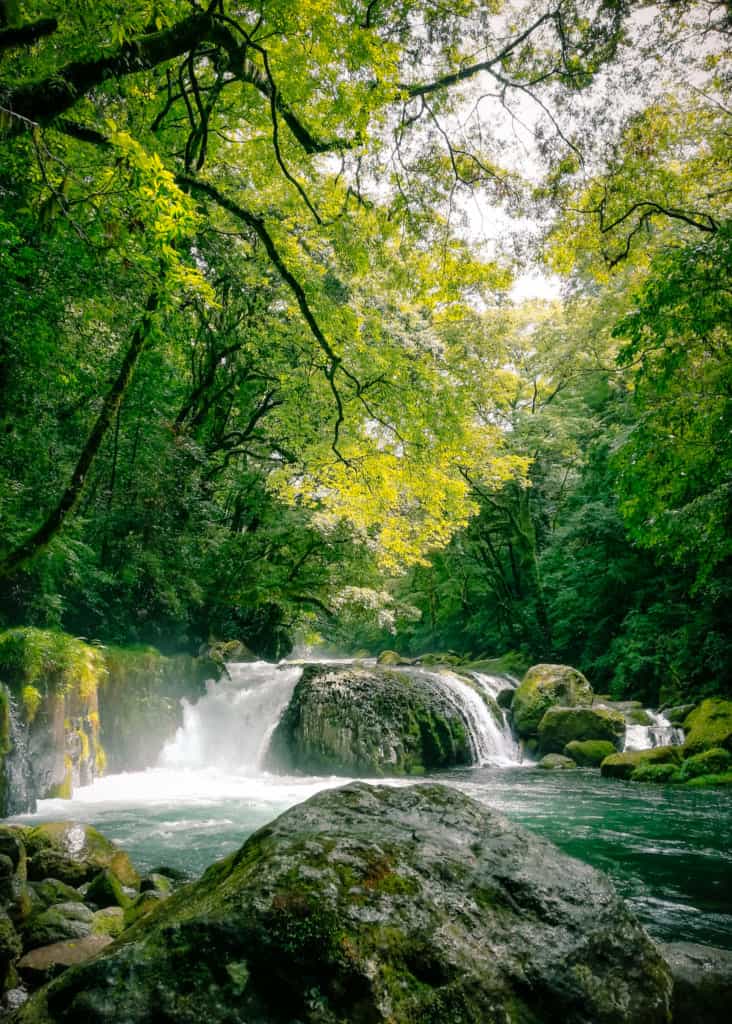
{"left": 11, "top": 783, "right": 672, "bottom": 1024}
{"left": 22, "top": 823, "right": 139, "bottom": 888}
{"left": 537, "top": 753, "right": 576, "bottom": 770}
{"left": 680, "top": 748, "right": 732, "bottom": 781}
{"left": 683, "top": 699, "right": 732, "bottom": 758}
{"left": 511, "top": 664, "right": 593, "bottom": 738}
{"left": 630, "top": 763, "right": 681, "bottom": 784}
{"left": 600, "top": 746, "right": 682, "bottom": 780}
{"left": 564, "top": 739, "right": 617, "bottom": 766}
{"left": 538, "top": 706, "right": 625, "bottom": 754}
{"left": 267, "top": 665, "right": 472, "bottom": 776}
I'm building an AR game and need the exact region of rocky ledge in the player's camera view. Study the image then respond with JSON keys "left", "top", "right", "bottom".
{"left": 267, "top": 664, "right": 473, "bottom": 775}
{"left": 12, "top": 782, "right": 672, "bottom": 1024}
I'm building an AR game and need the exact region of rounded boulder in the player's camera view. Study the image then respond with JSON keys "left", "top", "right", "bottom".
{"left": 511, "top": 664, "right": 593, "bottom": 738}
{"left": 14, "top": 783, "right": 672, "bottom": 1024}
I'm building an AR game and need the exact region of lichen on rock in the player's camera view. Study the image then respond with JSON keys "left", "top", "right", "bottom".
{"left": 11, "top": 783, "right": 672, "bottom": 1024}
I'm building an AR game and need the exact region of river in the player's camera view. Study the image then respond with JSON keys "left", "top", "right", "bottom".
{"left": 9, "top": 661, "right": 732, "bottom": 950}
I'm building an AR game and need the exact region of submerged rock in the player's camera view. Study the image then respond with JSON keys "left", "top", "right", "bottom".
{"left": 537, "top": 706, "right": 625, "bottom": 754}
{"left": 662, "top": 941, "right": 732, "bottom": 1024}
{"left": 511, "top": 664, "right": 593, "bottom": 738}
{"left": 267, "top": 664, "right": 472, "bottom": 775}
{"left": 13, "top": 783, "right": 672, "bottom": 1024}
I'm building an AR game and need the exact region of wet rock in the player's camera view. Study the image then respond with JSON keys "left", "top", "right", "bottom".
{"left": 0, "top": 912, "right": 22, "bottom": 986}
{"left": 0, "top": 828, "right": 27, "bottom": 878}
{"left": 21, "top": 822, "right": 139, "bottom": 887}
{"left": 662, "top": 941, "right": 732, "bottom": 1024}
{"left": 139, "top": 872, "right": 172, "bottom": 896}
{"left": 27, "top": 880, "right": 83, "bottom": 911}
{"left": 22, "top": 904, "right": 93, "bottom": 952}
{"left": 267, "top": 665, "right": 472, "bottom": 775}
{"left": 538, "top": 706, "right": 625, "bottom": 754}
{"left": 122, "top": 890, "right": 167, "bottom": 930}
{"left": 511, "top": 664, "right": 593, "bottom": 738}
{"left": 90, "top": 907, "right": 124, "bottom": 939}
{"left": 85, "top": 869, "right": 130, "bottom": 910}
{"left": 14, "top": 783, "right": 672, "bottom": 1024}
{"left": 564, "top": 739, "right": 617, "bottom": 766}
{"left": 17, "top": 935, "right": 113, "bottom": 988}
{"left": 600, "top": 746, "right": 682, "bottom": 780}
{"left": 537, "top": 753, "right": 576, "bottom": 770}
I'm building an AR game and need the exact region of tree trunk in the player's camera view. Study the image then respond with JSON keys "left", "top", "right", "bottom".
{"left": 0, "top": 292, "right": 158, "bottom": 579}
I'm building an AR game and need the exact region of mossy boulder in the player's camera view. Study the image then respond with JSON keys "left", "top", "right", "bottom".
{"left": 22, "top": 903, "right": 93, "bottom": 952}
{"left": 85, "top": 869, "right": 131, "bottom": 910}
{"left": 122, "top": 890, "right": 167, "bottom": 930}
{"left": 267, "top": 665, "right": 472, "bottom": 776}
{"left": 0, "top": 913, "right": 22, "bottom": 986}
{"left": 12, "top": 783, "right": 671, "bottom": 1024}
{"left": 376, "top": 650, "right": 410, "bottom": 666}
{"left": 27, "top": 880, "right": 83, "bottom": 911}
{"left": 564, "top": 739, "right": 617, "bottom": 767}
{"left": 511, "top": 664, "right": 593, "bottom": 738}
{"left": 91, "top": 907, "right": 125, "bottom": 939}
{"left": 683, "top": 771, "right": 732, "bottom": 787}
{"left": 680, "top": 747, "right": 732, "bottom": 781}
{"left": 139, "top": 873, "right": 172, "bottom": 896}
{"left": 682, "top": 699, "right": 732, "bottom": 757}
{"left": 600, "top": 746, "right": 682, "bottom": 780}
{"left": 537, "top": 753, "right": 576, "bottom": 770}
{"left": 20, "top": 823, "right": 139, "bottom": 888}
{"left": 538, "top": 706, "right": 625, "bottom": 754}
{"left": 630, "top": 763, "right": 680, "bottom": 784}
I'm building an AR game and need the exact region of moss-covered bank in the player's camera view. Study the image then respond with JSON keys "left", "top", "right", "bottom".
{"left": 0, "top": 629, "right": 217, "bottom": 814}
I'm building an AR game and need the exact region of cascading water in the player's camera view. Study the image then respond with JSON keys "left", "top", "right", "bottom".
{"left": 623, "top": 710, "right": 685, "bottom": 752}
{"left": 160, "top": 661, "right": 303, "bottom": 772}
{"left": 469, "top": 672, "right": 521, "bottom": 763}
{"left": 414, "top": 668, "right": 521, "bottom": 766}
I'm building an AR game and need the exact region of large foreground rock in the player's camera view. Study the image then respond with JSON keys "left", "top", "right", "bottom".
{"left": 267, "top": 664, "right": 472, "bottom": 775}
{"left": 511, "top": 664, "right": 593, "bottom": 738}
{"left": 14, "top": 783, "right": 671, "bottom": 1024}
{"left": 662, "top": 942, "right": 732, "bottom": 1023}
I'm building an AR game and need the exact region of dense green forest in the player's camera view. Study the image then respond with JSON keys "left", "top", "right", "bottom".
{"left": 0, "top": 0, "right": 729, "bottom": 699}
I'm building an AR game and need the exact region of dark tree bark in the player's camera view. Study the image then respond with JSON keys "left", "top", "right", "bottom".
{"left": 0, "top": 292, "right": 158, "bottom": 579}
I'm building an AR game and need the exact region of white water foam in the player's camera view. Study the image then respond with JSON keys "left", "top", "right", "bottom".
{"left": 624, "top": 710, "right": 685, "bottom": 752}
{"left": 415, "top": 669, "right": 522, "bottom": 766}
{"left": 160, "top": 661, "right": 302, "bottom": 772}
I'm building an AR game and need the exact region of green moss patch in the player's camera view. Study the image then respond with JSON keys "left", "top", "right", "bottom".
{"left": 564, "top": 740, "right": 617, "bottom": 766}
{"left": 682, "top": 699, "right": 732, "bottom": 757}
{"left": 600, "top": 746, "right": 682, "bottom": 780}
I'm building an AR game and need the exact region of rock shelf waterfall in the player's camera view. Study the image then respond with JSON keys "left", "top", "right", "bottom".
{"left": 160, "top": 661, "right": 303, "bottom": 772}
{"left": 161, "top": 661, "right": 523, "bottom": 773}
{"left": 623, "top": 710, "right": 685, "bottom": 752}
{"left": 399, "top": 668, "right": 521, "bottom": 766}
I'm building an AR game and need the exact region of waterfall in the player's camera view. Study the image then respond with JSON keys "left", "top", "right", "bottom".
{"left": 4, "top": 694, "right": 36, "bottom": 814}
{"left": 623, "top": 710, "right": 685, "bottom": 752}
{"left": 160, "top": 662, "right": 303, "bottom": 773}
{"left": 417, "top": 669, "right": 521, "bottom": 766}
